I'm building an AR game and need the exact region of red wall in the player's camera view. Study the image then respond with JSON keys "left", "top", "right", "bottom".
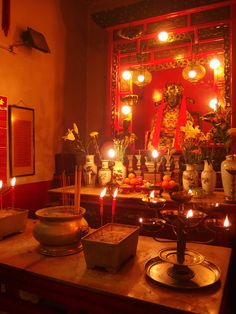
{"left": 2, "top": 181, "right": 54, "bottom": 217}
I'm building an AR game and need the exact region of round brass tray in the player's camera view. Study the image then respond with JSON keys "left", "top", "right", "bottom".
{"left": 158, "top": 248, "right": 204, "bottom": 266}
{"left": 145, "top": 256, "right": 221, "bottom": 289}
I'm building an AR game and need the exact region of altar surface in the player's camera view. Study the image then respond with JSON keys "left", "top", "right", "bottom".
{"left": 0, "top": 219, "right": 232, "bottom": 314}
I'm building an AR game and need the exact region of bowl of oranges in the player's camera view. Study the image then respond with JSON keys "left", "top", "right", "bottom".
{"left": 120, "top": 173, "right": 143, "bottom": 193}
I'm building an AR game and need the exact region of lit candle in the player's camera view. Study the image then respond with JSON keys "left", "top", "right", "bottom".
{"left": 11, "top": 177, "right": 16, "bottom": 208}
{"left": 149, "top": 190, "right": 155, "bottom": 201}
{"left": 223, "top": 215, "right": 230, "bottom": 228}
{"left": 186, "top": 209, "right": 193, "bottom": 219}
{"left": 111, "top": 188, "right": 118, "bottom": 223}
{"left": 99, "top": 187, "right": 107, "bottom": 227}
{"left": 0, "top": 180, "right": 3, "bottom": 210}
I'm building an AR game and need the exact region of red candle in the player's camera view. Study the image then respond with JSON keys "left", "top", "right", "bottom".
{"left": 0, "top": 180, "right": 3, "bottom": 210}
{"left": 111, "top": 188, "right": 118, "bottom": 223}
{"left": 11, "top": 177, "right": 16, "bottom": 208}
{"left": 99, "top": 187, "right": 107, "bottom": 226}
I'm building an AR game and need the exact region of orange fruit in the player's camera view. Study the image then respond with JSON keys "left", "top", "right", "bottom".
{"left": 163, "top": 174, "right": 171, "bottom": 181}
{"left": 130, "top": 178, "right": 138, "bottom": 185}
{"left": 128, "top": 173, "right": 136, "bottom": 179}
{"left": 162, "top": 181, "right": 170, "bottom": 190}
{"left": 168, "top": 180, "right": 177, "bottom": 188}
{"left": 123, "top": 177, "right": 130, "bottom": 184}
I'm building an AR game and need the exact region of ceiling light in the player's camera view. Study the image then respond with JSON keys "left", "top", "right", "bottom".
{"left": 209, "top": 98, "right": 218, "bottom": 111}
{"left": 121, "top": 105, "right": 131, "bottom": 115}
{"left": 209, "top": 58, "right": 220, "bottom": 69}
{"left": 182, "top": 62, "right": 206, "bottom": 83}
{"left": 133, "top": 68, "right": 152, "bottom": 86}
{"left": 122, "top": 70, "right": 132, "bottom": 80}
{"left": 158, "top": 31, "right": 169, "bottom": 42}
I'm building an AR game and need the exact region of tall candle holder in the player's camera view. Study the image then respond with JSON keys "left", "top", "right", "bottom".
{"left": 142, "top": 190, "right": 230, "bottom": 288}
{"left": 134, "top": 154, "right": 142, "bottom": 176}
{"left": 127, "top": 155, "right": 134, "bottom": 173}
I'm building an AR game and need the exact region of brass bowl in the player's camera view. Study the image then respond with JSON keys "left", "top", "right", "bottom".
{"left": 33, "top": 206, "right": 89, "bottom": 256}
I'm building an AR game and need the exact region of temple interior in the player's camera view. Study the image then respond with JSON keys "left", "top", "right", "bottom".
{"left": 0, "top": 0, "right": 236, "bottom": 313}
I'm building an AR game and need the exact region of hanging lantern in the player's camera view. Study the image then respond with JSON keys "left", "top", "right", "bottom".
{"left": 182, "top": 62, "right": 206, "bottom": 83}
{"left": 133, "top": 68, "right": 152, "bottom": 87}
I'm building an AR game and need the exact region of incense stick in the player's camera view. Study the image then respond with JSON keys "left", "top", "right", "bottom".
{"left": 74, "top": 166, "right": 82, "bottom": 212}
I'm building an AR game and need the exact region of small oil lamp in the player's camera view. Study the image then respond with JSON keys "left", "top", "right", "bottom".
{"left": 139, "top": 216, "right": 165, "bottom": 234}
{"left": 205, "top": 214, "right": 231, "bottom": 232}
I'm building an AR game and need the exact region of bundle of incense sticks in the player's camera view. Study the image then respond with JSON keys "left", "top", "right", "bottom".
{"left": 74, "top": 165, "right": 82, "bottom": 212}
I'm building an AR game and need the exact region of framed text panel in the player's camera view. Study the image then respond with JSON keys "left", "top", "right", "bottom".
{"left": 9, "top": 105, "right": 35, "bottom": 177}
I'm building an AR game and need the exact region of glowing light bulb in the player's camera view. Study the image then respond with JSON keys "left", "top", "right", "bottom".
{"left": 152, "top": 149, "right": 158, "bottom": 159}
{"left": 108, "top": 148, "right": 115, "bottom": 159}
{"left": 137, "top": 74, "right": 145, "bottom": 82}
{"left": 188, "top": 70, "right": 197, "bottom": 79}
{"left": 209, "top": 98, "right": 218, "bottom": 111}
{"left": 210, "top": 58, "right": 220, "bottom": 69}
{"left": 152, "top": 90, "right": 162, "bottom": 103}
{"left": 121, "top": 105, "right": 131, "bottom": 115}
{"left": 122, "top": 70, "right": 132, "bottom": 80}
{"left": 158, "top": 31, "right": 169, "bottom": 42}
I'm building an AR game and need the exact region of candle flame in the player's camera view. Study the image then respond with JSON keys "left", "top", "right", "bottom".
{"left": 139, "top": 217, "right": 143, "bottom": 223}
{"left": 100, "top": 187, "right": 107, "bottom": 198}
{"left": 0, "top": 180, "right": 3, "bottom": 189}
{"left": 11, "top": 177, "right": 16, "bottom": 187}
{"left": 188, "top": 189, "right": 192, "bottom": 195}
{"left": 223, "top": 215, "right": 230, "bottom": 228}
{"left": 150, "top": 190, "right": 155, "bottom": 198}
{"left": 186, "top": 209, "right": 193, "bottom": 218}
{"left": 113, "top": 188, "right": 118, "bottom": 199}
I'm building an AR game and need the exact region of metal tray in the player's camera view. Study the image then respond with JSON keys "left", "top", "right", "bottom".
{"left": 145, "top": 256, "right": 221, "bottom": 289}
{"left": 158, "top": 248, "right": 204, "bottom": 266}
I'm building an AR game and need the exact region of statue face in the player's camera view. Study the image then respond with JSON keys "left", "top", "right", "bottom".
{"left": 164, "top": 84, "right": 183, "bottom": 108}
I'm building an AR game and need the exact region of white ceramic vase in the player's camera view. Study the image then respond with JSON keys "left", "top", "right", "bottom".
{"left": 98, "top": 160, "right": 111, "bottom": 187}
{"left": 201, "top": 160, "right": 216, "bottom": 195}
{"left": 182, "top": 164, "right": 199, "bottom": 191}
{"left": 83, "top": 155, "right": 97, "bottom": 187}
{"left": 113, "top": 160, "right": 127, "bottom": 185}
{"left": 221, "top": 154, "right": 236, "bottom": 202}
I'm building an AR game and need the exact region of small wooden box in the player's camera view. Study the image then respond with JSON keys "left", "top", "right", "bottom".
{"left": 81, "top": 223, "right": 140, "bottom": 273}
{"left": 0, "top": 208, "right": 28, "bottom": 239}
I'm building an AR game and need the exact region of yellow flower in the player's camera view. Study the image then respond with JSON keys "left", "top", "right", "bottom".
{"left": 181, "top": 121, "right": 201, "bottom": 139}
{"left": 90, "top": 131, "right": 99, "bottom": 137}
{"left": 62, "top": 129, "right": 75, "bottom": 141}
{"left": 73, "top": 123, "right": 79, "bottom": 134}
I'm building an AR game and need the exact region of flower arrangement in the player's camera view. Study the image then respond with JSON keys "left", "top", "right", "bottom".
{"left": 201, "top": 105, "right": 231, "bottom": 148}
{"left": 179, "top": 121, "right": 202, "bottom": 164}
{"left": 113, "top": 133, "right": 137, "bottom": 161}
{"left": 62, "top": 123, "right": 101, "bottom": 159}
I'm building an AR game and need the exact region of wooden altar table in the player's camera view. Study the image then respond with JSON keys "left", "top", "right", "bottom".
{"left": 0, "top": 219, "right": 232, "bottom": 314}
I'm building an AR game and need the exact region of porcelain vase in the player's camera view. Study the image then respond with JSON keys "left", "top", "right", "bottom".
{"left": 113, "top": 160, "right": 127, "bottom": 185}
{"left": 182, "top": 164, "right": 199, "bottom": 191}
{"left": 83, "top": 155, "right": 97, "bottom": 187}
{"left": 201, "top": 160, "right": 216, "bottom": 195}
{"left": 98, "top": 160, "right": 111, "bottom": 187}
{"left": 221, "top": 154, "right": 236, "bottom": 203}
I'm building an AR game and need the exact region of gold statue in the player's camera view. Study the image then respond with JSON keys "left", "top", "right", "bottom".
{"left": 146, "top": 83, "right": 192, "bottom": 153}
